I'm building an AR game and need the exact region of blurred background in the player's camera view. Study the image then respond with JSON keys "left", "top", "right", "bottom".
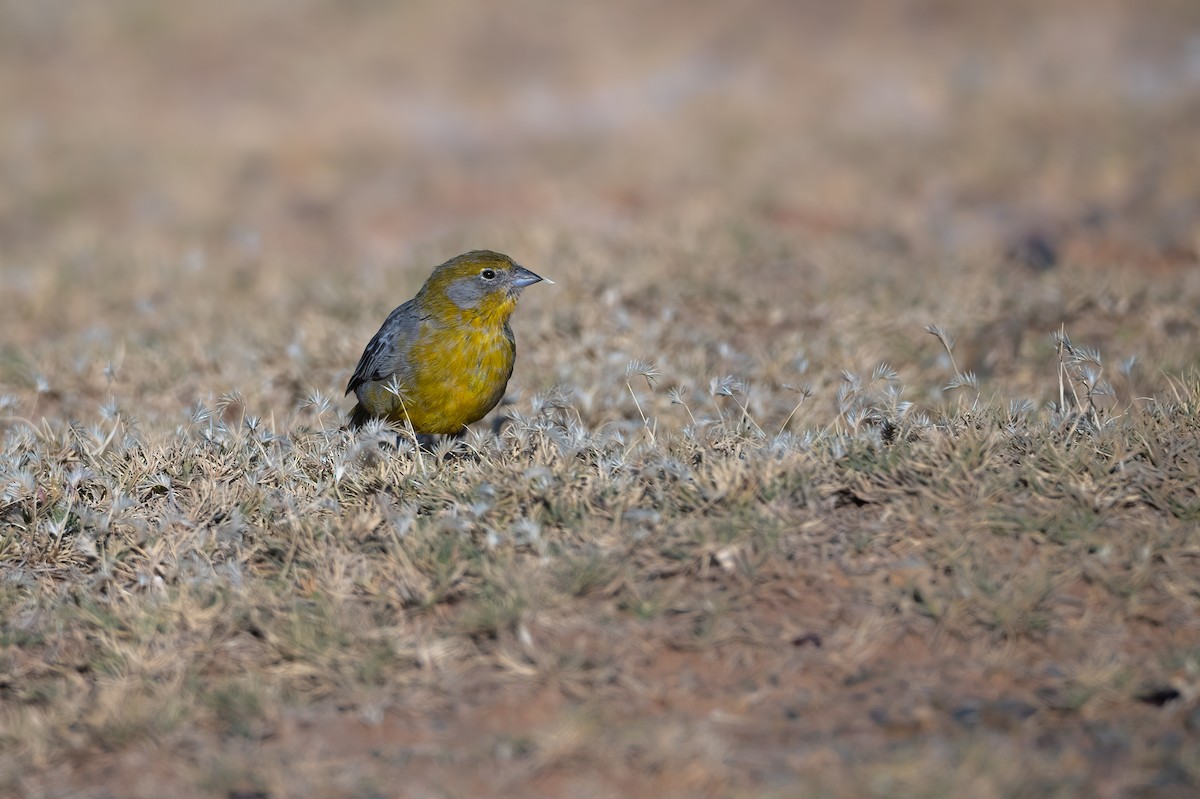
{"left": 1, "top": 0, "right": 1198, "bottom": 421}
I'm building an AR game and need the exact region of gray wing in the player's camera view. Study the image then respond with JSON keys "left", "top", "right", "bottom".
{"left": 345, "top": 299, "right": 427, "bottom": 395}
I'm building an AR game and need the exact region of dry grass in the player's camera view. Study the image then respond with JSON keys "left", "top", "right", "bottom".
{"left": 3, "top": 1, "right": 1200, "bottom": 797}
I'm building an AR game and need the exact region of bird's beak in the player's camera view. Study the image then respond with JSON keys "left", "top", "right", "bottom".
{"left": 512, "top": 265, "right": 553, "bottom": 288}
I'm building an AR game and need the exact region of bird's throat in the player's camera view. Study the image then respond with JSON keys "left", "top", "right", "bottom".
{"left": 462, "top": 293, "right": 517, "bottom": 327}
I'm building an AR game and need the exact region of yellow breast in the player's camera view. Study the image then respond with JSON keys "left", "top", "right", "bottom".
{"left": 360, "top": 320, "right": 515, "bottom": 435}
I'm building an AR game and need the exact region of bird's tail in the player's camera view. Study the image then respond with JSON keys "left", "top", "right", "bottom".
{"left": 347, "top": 403, "right": 372, "bottom": 430}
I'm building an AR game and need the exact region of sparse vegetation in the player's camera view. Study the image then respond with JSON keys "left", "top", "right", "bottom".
{"left": 3, "top": 1, "right": 1200, "bottom": 797}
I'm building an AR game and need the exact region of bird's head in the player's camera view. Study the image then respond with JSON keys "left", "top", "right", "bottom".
{"left": 419, "top": 250, "right": 550, "bottom": 324}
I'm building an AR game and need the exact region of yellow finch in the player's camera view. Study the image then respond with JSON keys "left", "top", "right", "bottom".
{"left": 346, "top": 250, "right": 549, "bottom": 434}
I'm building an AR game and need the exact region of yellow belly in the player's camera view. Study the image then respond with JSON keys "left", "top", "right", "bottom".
{"left": 358, "top": 324, "right": 515, "bottom": 435}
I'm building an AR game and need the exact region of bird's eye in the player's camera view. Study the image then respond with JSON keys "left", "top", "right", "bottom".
{"left": 480, "top": 268, "right": 497, "bottom": 280}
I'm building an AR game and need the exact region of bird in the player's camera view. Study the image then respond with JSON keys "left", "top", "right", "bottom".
{"left": 345, "top": 250, "right": 550, "bottom": 435}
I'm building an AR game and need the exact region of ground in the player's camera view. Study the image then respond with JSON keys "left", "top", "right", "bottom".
{"left": 2, "top": 1, "right": 1200, "bottom": 797}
